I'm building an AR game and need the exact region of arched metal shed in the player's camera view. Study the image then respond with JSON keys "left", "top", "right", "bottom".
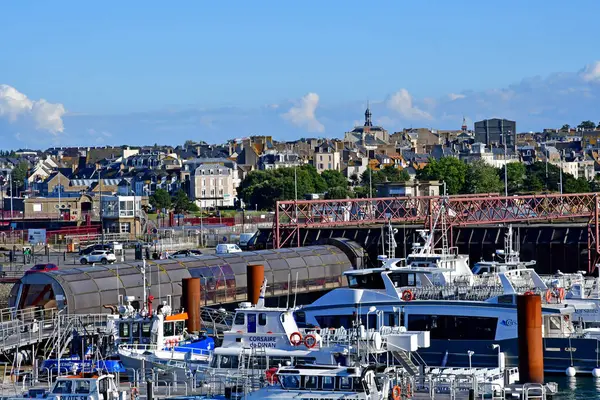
{"left": 9, "top": 244, "right": 357, "bottom": 315}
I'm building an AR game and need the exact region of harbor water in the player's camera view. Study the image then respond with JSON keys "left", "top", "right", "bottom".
{"left": 555, "top": 377, "right": 600, "bottom": 399}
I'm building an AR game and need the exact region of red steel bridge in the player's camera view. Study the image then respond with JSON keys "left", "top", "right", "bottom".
{"left": 273, "top": 192, "right": 600, "bottom": 272}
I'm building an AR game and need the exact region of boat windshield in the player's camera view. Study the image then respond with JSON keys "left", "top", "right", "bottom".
{"left": 347, "top": 273, "right": 385, "bottom": 289}
{"left": 279, "top": 374, "right": 363, "bottom": 392}
{"left": 53, "top": 380, "right": 73, "bottom": 394}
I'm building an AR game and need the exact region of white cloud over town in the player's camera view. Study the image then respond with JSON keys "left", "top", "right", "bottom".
{"left": 3, "top": 61, "right": 600, "bottom": 147}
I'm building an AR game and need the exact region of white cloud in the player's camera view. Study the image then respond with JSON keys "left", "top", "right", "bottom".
{"left": 282, "top": 92, "right": 325, "bottom": 132}
{"left": 448, "top": 93, "right": 466, "bottom": 101}
{"left": 386, "top": 89, "right": 432, "bottom": 120}
{"left": 0, "top": 84, "right": 66, "bottom": 133}
{"left": 580, "top": 61, "right": 600, "bottom": 82}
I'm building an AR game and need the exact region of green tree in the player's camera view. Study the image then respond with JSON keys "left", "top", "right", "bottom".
{"left": 500, "top": 163, "right": 527, "bottom": 194}
{"left": 560, "top": 124, "right": 570, "bottom": 132}
{"left": 577, "top": 120, "right": 596, "bottom": 130}
{"left": 321, "top": 170, "right": 348, "bottom": 189}
{"left": 171, "top": 190, "right": 198, "bottom": 214}
{"left": 464, "top": 160, "right": 503, "bottom": 194}
{"left": 417, "top": 157, "right": 468, "bottom": 195}
{"left": 325, "top": 186, "right": 351, "bottom": 199}
{"left": 523, "top": 175, "right": 544, "bottom": 193}
{"left": 9, "top": 162, "right": 28, "bottom": 196}
{"left": 237, "top": 165, "right": 328, "bottom": 210}
{"left": 149, "top": 188, "right": 172, "bottom": 210}
{"left": 360, "top": 166, "right": 410, "bottom": 187}
{"left": 564, "top": 176, "right": 590, "bottom": 194}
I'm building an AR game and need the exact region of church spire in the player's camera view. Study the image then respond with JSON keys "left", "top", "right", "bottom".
{"left": 461, "top": 116, "right": 467, "bottom": 132}
{"left": 364, "top": 101, "right": 372, "bottom": 127}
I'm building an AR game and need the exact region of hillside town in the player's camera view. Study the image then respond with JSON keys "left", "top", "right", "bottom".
{"left": 1, "top": 109, "right": 600, "bottom": 237}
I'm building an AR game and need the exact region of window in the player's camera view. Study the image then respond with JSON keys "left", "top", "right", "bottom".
{"left": 219, "top": 355, "right": 239, "bottom": 368}
{"left": 328, "top": 155, "right": 332, "bottom": 161}
{"left": 163, "top": 321, "right": 174, "bottom": 336}
{"left": 304, "top": 375, "right": 318, "bottom": 389}
{"left": 320, "top": 155, "right": 323, "bottom": 161}
{"left": 269, "top": 356, "right": 291, "bottom": 368}
{"left": 339, "top": 377, "right": 352, "bottom": 390}
{"left": 142, "top": 322, "right": 152, "bottom": 337}
{"left": 120, "top": 223, "right": 131, "bottom": 233}
{"left": 407, "top": 314, "right": 497, "bottom": 340}
{"left": 328, "top": 163, "right": 332, "bottom": 169}
{"left": 347, "top": 274, "right": 385, "bottom": 289}
{"left": 258, "top": 313, "right": 267, "bottom": 326}
{"left": 322, "top": 376, "right": 335, "bottom": 390}
{"left": 219, "top": 189, "right": 223, "bottom": 195}
{"left": 202, "top": 190, "right": 206, "bottom": 196}
{"left": 234, "top": 313, "right": 245, "bottom": 325}
{"left": 281, "top": 375, "right": 300, "bottom": 389}
{"left": 175, "top": 320, "right": 185, "bottom": 335}
{"left": 315, "top": 315, "right": 353, "bottom": 329}
{"left": 119, "top": 323, "right": 130, "bottom": 338}
{"left": 74, "top": 380, "right": 90, "bottom": 394}
{"left": 131, "top": 322, "right": 140, "bottom": 337}
{"left": 295, "top": 356, "right": 316, "bottom": 365}
{"left": 53, "top": 381, "right": 73, "bottom": 394}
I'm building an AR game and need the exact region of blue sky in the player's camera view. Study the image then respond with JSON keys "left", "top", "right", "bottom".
{"left": 1, "top": 0, "right": 600, "bottom": 149}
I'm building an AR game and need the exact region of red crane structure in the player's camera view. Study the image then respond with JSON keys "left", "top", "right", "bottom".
{"left": 273, "top": 192, "right": 600, "bottom": 272}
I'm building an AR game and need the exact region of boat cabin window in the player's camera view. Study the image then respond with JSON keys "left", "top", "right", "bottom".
{"left": 258, "top": 313, "right": 267, "bottom": 326}
{"left": 408, "top": 314, "right": 497, "bottom": 340}
{"left": 53, "top": 380, "right": 73, "bottom": 394}
{"left": 142, "top": 322, "right": 152, "bottom": 337}
{"left": 164, "top": 321, "right": 174, "bottom": 336}
{"left": 132, "top": 322, "right": 140, "bottom": 337}
{"left": 249, "top": 356, "right": 267, "bottom": 370}
{"left": 119, "top": 322, "right": 130, "bottom": 338}
{"left": 234, "top": 312, "right": 245, "bottom": 325}
{"left": 269, "top": 356, "right": 292, "bottom": 368}
{"left": 339, "top": 376, "right": 352, "bottom": 390}
{"left": 74, "top": 380, "right": 91, "bottom": 394}
{"left": 315, "top": 315, "right": 353, "bottom": 329}
{"left": 296, "top": 356, "right": 316, "bottom": 365}
{"left": 548, "top": 316, "right": 562, "bottom": 331}
{"left": 175, "top": 321, "right": 185, "bottom": 335}
{"left": 98, "top": 377, "right": 108, "bottom": 397}
{"left": 304, "top": 375, "right": 318, "bottom": 389}
{"left": 322, "top": 376, "right": 335, "bottom": 390}
{"left": 281, "top": 374, "right": 301, "bottom": 389}
{"left": 219, "top": 355, "right": 239, "bottom": 369}
{"left": 389, "top": 272, "right": 417, "bottom": 287}
{"left": 347, "top": 273, "right": 385, "bottom": 290}
{"left": 293, "top": 311, "right": 306, "bottom": 326}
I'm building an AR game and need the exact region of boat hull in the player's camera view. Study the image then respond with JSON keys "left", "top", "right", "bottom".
{"left": 416, "top": 337, "right": 600, "bottom": 374}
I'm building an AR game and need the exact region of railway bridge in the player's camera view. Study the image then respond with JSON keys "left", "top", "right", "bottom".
{"left": 272, "top": 192, "right": 600, "bottom": 273}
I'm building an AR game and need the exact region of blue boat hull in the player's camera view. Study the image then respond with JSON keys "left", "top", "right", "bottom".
{"left": 416, "top": 337, "right": 600, "bottom": 375}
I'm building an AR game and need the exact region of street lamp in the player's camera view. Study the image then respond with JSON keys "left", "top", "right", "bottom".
{"left": 366, "top": 306, "right": 377, "bottom": 331}
{"left": 467, "top": 350, "right": 474, "bottom": 369}
{"left": 492, "top": 344, "right": 502, "bottom": 371}
{"left": 504, "top": 131, "right": 509, "bottom": 197}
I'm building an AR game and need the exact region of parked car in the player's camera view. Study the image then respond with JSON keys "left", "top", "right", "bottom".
{"left": 169, "top": 249, "right": 203, "bottom": 259}
{"left": 216, "top": 244, "right": 242, "bottom": 254}
{"left": 238, "top": 232, "right": 256, "bottom": 250}
{"left": 80, "top": 250, "right": 117, "bottom": 265}
{"left": 79, "top": 244, "right": 112, "bottom": 256}
{"left": 25, "top": 264, "right": 59, "bottom": 275}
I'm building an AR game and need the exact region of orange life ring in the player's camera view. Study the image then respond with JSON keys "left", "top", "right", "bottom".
{"left": 558, "top": 287, "right": 565, "bottom": 301}
{"left": 289, "top": 332, "right": 303, "bottom": 346}
{"left": 402, "top": 290, "right": 414, "bottom": 301}
{"left": 304, "top": 334, "right": 317, "bottom": 349}
{"left": 545, "top": 289, "right": 553, "bottom": 303}
{"left": 392, "top": 385, "right": 402, "bottom": 400}
{"left": 406, "top": 383, "right": 412, "bottom": 398}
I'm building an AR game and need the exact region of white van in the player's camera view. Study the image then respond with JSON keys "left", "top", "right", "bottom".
{"left": 216, "top": 243, "right": 242, "bottom": 254}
